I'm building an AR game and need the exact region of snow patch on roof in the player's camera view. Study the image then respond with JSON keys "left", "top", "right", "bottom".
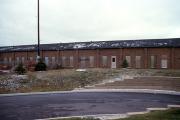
{"left": 0, "top": 38, "right": 179, "bottom": 52}
{"left": 111, "top": 43, "right": 120, "bottom": 47}
{"left": 12, "top": 46, "right": 35, "bottom": 51}
{"left": 88, "top": 43, "right": 100, "bottom": 47}
{"left": 0, "top": 47, "right": 13, "bottom": 51}
{"left": 73, "top": 43, "right": 87, "bottom": 49}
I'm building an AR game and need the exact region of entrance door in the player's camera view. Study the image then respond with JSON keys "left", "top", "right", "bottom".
{"left": 111, "top": 56, "right": 116, "bottom": 68}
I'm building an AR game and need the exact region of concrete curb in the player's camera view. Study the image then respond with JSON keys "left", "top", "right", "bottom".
{"left": 137, "top": 76, "right": 180, "bottom": 79}
{"left": 0, "top": 89, "right": 180, "bottom": 97}
{"left": 168, "top": 105, "right": 180, "bottom": 108}
{"left": 36, "top": 104, "right": 180, "bottom": 120}
{"left": 73, "top": 89, "right": 180, "bottom": 95}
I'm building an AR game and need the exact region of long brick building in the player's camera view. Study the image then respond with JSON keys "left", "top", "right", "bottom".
{"left": 0, "top": 38, "right": 180, "bottom": 69}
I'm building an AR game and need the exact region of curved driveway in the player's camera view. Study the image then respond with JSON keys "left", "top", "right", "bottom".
{"left": 0, "top": 92, "right": 180, "bottom": 120}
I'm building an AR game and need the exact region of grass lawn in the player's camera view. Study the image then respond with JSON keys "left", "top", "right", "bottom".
{"left": 115, "top": 108, "right": 180, "bottom": 120}
{"left": 56, "top": 108, "right": 180, "bottom": 120}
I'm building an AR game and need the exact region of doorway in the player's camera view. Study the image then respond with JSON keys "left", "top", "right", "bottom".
{"left": 111, "top": 56, "right": 116, "bottom": 68}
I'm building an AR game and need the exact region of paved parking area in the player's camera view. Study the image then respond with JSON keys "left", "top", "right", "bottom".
{"left": 0, "top": 92, "right": 180, "bottom": 120}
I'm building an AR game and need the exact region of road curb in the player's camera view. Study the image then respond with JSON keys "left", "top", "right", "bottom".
{"left": 0, "top": 89, "right": 180, "bottom": 97}
{"left": 73, "top": 89, "right": 180, "bottom": 95}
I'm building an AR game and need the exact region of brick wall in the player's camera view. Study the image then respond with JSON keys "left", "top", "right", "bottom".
{"left": 0, "top": 47, "right": 180, "bottom": 69}
{"left": 174, "top": 48, "right": 180, "bottom": 69}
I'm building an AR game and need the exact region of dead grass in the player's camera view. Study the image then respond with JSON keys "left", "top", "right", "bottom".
{"left": 0, "top": 68, "right": 180, "bottom": 94}
{"left": 152, "top": 69, "right": 180, "bottom": 77}
{"left": 0, "top": 68, "right": 120, "bottom": 93}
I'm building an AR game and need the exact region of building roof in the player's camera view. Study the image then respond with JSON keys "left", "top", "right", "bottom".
{"left": 0, "top": 38, "right": 180, "bottom": 52}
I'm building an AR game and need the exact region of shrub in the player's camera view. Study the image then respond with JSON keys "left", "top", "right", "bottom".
{"left": 14, "top": 63, "right": 26, "bottom": 75}
{"left": 122, "top": 59, "right": 128, "bottom": 68}
{"left": 35, "top": 59, "right": 47, "bottom": 71}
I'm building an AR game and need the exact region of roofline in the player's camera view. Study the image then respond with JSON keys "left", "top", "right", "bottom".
{"left": 0, "top": 38, "right": 180, "bottom": 52}
{"left": 0, "top": 37, "right": 180, "bottom": 48}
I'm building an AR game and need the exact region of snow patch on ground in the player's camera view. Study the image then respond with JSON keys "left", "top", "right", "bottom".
{"left": 0, "top": 74, "right": 28, "bottom": 90}
{"left": 85, "top": 75, "right": 134, "bottom": 88}
{"left": 0, "top": 70, "right": 10, "bottom": 73}
{"left": 11, "top": 75, "right": 28, "bottom": 80}
{"left": 76, "top": 69, "right": 87, "bottom": 72}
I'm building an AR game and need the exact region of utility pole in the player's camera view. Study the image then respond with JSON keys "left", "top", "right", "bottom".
{"left": 37, "top": 0, "right": 40, "bottom": 61}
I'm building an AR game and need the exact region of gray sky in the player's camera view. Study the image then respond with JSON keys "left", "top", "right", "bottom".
{"left": 0, "top": 0, "right": 180, "bottom": 46}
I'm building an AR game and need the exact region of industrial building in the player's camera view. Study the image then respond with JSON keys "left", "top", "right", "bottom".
{"left": 0, "top": 38, "right": 180, "bottom": 69}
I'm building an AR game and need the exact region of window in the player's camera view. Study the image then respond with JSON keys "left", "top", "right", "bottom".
{"left": 70, "top": 56, "right": 74, "bottom": 67}
{"left": 150, "top": 56, "right": 156, "bottom": 68}
{"left": 9, "top": 57, "right": 12, "bottom": 63}
{"left": 45, "top": 57, "right": 49, "bottom": 66}
{"left": 161, "top": 60, "right": 167, "bottom": 68}
{"left": 16, "top": 57, "right": 20, "bottom": 64}
{"left": 112, "top": 58, "right": 116, "bottom": 62}
{"left": 80, "top": 56, "right": 86, "bottom": 68}
{"left": 4, "top": 57, "right": 7, "bottom": 64}
{"left": 89, "top": 56, "right": 94, "bottom": 67}
{"left": 52, "top": 57, "right": 56, "bottom": 65}
{"left": 29, "top": 57, "right": 33, "bottom": 61}
{"left": 125, "top": 56, "right": 131, "bottom": 67}
{"left": 21, "top": 57, "right": 25, "bottom": 63}
{"left": 135, "top": 56, "right": 141, "bottom": 68}
{"left": 161, "top": 55, "right": 168, "bottom": 68}
{"left": 102, "top": 56, "right": 107, "bottom": 67}
{"left": 62, "top": 56, "right": 66, "bottom": 67}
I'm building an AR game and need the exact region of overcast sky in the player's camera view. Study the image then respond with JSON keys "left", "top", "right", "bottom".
{"left": 0, "top": 0, "right": 180, "bottom": 46}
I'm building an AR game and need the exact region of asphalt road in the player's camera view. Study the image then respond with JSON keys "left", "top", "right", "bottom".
{"left": 0, "top": 92, "right": 180, "bottom": 120}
